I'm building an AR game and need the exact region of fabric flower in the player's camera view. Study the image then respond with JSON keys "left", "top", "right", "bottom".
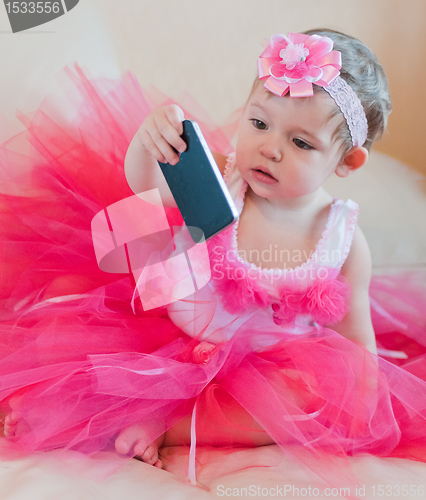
{"left": 192, "top": 342, "right": 216, "bottom": 364}
{"left": 258, "top": 33, "right": 342, "bottom": 97}
{"left": 273, "top": 277, "right": 350, "bottom": 325}
{"left": 279, "top": 43, "right": 309, "bottom": 69}
{"left": 213, "top": 266, "right": 271, "bottom": 314}
{"left": 209, "top": 235, "right": 271, "bottom": 314}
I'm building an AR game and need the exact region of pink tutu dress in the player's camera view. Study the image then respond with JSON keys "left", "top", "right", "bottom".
{"left": 0, "top": 65, "right": 425, "bottom": 487}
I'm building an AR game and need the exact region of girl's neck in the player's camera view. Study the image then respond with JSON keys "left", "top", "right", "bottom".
{"left": 246, "top": 186, "right": 332, "bottom": 222}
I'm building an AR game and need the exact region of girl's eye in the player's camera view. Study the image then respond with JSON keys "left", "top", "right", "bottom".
{"left": 250, "top": 119, "right": 267, "bottom": 130}
{"left": 293, "top": 138, "right": 314, "bottom": 150}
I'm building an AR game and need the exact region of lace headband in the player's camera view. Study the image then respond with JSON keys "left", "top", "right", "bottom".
{"left": 257, "top": 33, "right": 368, "bottom": 147}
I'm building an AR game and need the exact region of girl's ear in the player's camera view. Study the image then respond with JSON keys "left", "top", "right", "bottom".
{"left": 335, "top": 147, "right": 369, "bottom": 178}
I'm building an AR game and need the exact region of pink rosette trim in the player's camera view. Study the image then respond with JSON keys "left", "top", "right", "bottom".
{"left": 209, "top": 236, "right": 271, "bottom": 314}
{"left": 191, "top": 342, "right": 217, "bottom": 364}
{"left": 213, "top": 263, "right": 271, "bottom": 314}
{"left": 273, "top": 277, "right": 351, "bottom": 325}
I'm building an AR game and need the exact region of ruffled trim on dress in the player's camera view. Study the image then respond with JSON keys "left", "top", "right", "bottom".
{"left": 222, "top": 152, "right": 236, "bottom": 183}
{"left": 336, "top": 199, "right": 360, "bottom": 271}
{"left": 212, "top": 260, "right": 271, "bottom": 314}
{"left": 272, "top": 277, "right": 351, "bottom": 325}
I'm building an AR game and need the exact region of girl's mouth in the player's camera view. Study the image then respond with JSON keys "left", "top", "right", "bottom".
{"left": 252, "top": 168, "right": 278, "bottom": 184}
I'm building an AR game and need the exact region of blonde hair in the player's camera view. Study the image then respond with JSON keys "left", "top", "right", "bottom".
{"left": 303, "top": 28, "right": 392, "bottom": 152}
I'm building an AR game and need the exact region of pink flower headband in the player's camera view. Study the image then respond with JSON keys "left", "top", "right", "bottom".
{"left": 258, "top": 33, "right": 368, "bottom": 147}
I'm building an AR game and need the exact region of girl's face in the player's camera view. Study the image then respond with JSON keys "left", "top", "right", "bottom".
{"left": 236, "top": 85, "right": 346, "bottom": 203}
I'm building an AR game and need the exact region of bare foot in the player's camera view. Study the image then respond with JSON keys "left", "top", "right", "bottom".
{"left": 3, "top": 411, "right": 21, "bottom": 438}
{"left": 115, "top": 424, "right": 164, "bottom": 468}
{"left": 3, "top": 394, "right": 29, "bottom": 439}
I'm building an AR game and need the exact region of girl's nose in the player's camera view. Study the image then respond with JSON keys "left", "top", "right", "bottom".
{"left": 259, "top": 137, "right": 282, "bottom": 162}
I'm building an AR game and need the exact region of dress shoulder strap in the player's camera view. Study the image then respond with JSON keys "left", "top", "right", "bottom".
{"left": 317, "top": 198, "right": 359, "bottom": 271}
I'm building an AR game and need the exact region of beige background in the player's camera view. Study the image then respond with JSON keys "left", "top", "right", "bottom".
{"left": 0, "top": 0, "right": 425, "bottom": 174}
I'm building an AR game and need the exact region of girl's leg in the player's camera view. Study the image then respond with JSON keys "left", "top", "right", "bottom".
{"left": 115, "top": 387, "right": 274, "bottom": 468}
{"left": 162, "top": 412, "right": 274, "bottom": 447}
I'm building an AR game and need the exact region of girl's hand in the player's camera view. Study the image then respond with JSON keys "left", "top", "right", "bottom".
{"left": 125, "top": 104, "right": 226, "bottom": 205}
{"left": 138, "top": 105, "right": 187, "bottom": 165}
{"left": 125, "top": 105, "right": 187, "bottom": 206}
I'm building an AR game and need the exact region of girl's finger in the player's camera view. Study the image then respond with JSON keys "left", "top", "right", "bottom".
{"left": 145, "top": 128, "right": 180, "bottom": 165}
{"left": 165, "top": 105, "right": 185, "bottom": 135}
{"left": 140, "top": 128, "right": 167, "bottom": 163}
{"left": 154, "top": 113, "right": 187, "bottom": 155}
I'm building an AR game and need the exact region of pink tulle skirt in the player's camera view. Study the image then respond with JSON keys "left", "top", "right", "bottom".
{"left": 0, "top": 65, "right": 426, "bottom": 488}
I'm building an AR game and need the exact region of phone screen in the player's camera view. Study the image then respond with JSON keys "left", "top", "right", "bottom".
{"left": 159, "top": 120, "right": 238, "bottom": 242}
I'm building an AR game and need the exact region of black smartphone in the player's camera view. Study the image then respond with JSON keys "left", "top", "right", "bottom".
{"left": 158, "top": 120, "right": 238, "bottom": 242}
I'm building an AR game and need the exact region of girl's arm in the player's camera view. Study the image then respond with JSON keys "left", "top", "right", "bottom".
{"left": 125, "top": 105, "right": 227, "bottom": 205}
{"left": 125, "top": 105, "right": 186, "bottom": 207}
{"left": 332, "top": 226, "right": 377, "bottom": 355}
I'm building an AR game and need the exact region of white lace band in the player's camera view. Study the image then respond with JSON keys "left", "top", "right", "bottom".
{"left": 323, "top": 76, "right": 368, "bottom": 148}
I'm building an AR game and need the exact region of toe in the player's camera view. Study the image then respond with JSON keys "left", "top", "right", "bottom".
{"left": 115, "top": 424, "right": 149, "bottom": 456}
{"left": 4, "top": 414, "right": 17, "bottom": 438}
{"left": 140, "top": 445, "right": 157, "bottom": 465}
{"left": 133, "top": 443, "right": 160, "bottom": 466}
{"left": 5, "top": 412, "right": 19, "bottom": 425}
{"left": 115, "top": 437, "right": 132, "bottom": 455}
{"left": 134, "top": 441, "right": 149, "bottom": 457}
{"left": 154, "top": 458, "right": 163, "bottom": 469}
{"left": 115, "top": 430, "right": 134, "bottom": 455}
